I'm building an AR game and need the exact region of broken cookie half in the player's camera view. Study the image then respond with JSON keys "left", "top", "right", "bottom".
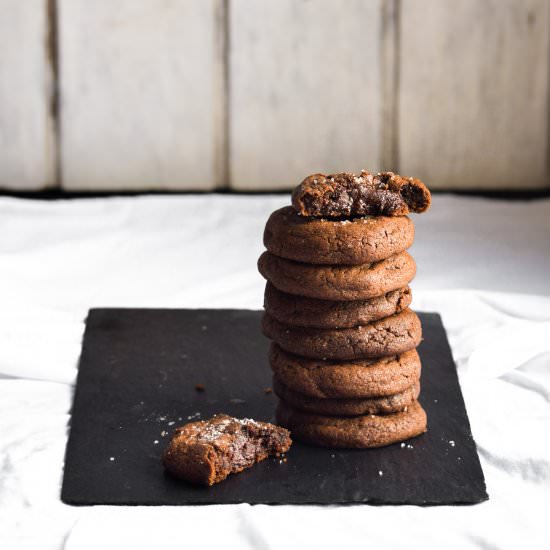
{"left": 292, "top": 170, "right": 431, "bottom": 218}
{"left": 162, "top": 414, "right": 292, "bottom": 486}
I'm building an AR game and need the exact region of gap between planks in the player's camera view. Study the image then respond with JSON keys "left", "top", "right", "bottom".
{"left": 380, "top": 0, "right": 400, "bottom": 173}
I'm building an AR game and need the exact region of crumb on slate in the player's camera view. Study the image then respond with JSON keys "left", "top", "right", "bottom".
{"left": 195, "top": 384, "right": 205, "bottom": 392}
{"left": 264, "top": 387, "right": 273, "bottom": 394}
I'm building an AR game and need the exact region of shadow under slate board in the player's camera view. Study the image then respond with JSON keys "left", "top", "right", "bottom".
{"left": 61, "top": 309, "right": 488, "bottom": 506}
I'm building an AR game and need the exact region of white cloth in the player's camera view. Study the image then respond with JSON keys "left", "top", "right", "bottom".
{"left": 0, "top": 194, "right": 549, "bottom": 550}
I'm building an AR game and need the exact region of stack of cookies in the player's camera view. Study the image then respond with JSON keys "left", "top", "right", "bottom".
{"left": 258, "top": 171, "right": 432, "bottom": 448}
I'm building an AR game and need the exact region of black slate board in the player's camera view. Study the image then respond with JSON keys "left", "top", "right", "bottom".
{"left": 61, "top": 309, "right": 487, "bottom": 506}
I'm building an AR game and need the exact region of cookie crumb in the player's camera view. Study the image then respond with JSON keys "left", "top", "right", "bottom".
{"left": 264, "top": 387, "right": 273, "bottom": 394}
{"left": 195, "top": 384, "right": 206, "bottom": 392}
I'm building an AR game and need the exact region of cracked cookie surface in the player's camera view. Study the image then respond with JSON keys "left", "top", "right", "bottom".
{"left": 273, "top": 377, "right": 420, "bottom": 416}
{"left": 264, "top": 282, "right": 412, "bottom": 328}
{"left": 262, "top": 308, "right": 422, "bottom": 360}
{"left": 269, "top": 345, "right": 421, "bottom": 398}
{"left": 292, "top": 170, "right": 431, "bottom": 218}
{"left": 276, "top": 399, "right": 427, "bottom": 448}
{"left": 258, "top": 250, "right": 416, "bottom": 301}
{"left": 162, "top": 414, "right": 291, "bottom": 486}
{"left": 264, "top": 206, "right": 414, "bottom": 265}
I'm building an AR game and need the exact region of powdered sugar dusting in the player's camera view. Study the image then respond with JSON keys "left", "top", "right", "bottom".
{"left": 192, "top": 415, "right": 263, "bottom": 443}
{"left": 197, "top": 416, "right": 233, "bottom": 442}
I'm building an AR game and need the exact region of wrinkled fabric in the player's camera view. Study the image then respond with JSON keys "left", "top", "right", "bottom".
{"left": 0, "top": 194, "right": 549, "bottom": 550}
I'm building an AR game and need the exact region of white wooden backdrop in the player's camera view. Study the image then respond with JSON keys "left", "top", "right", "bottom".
{"left": 0, "top": 0, "right": 548, "bottom": 191}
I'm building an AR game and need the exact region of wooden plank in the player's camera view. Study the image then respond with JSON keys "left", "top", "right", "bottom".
{"left": 0, "top": 0, "right": 56, "bottom": 190}
{"left": 59, "top": 0, "right": 224, "bottom": 191}
{"left": 230, "top": 0, "right": 384, "bottom": 190}
{"left": 398, "top": 0, "right": 550, "bottom": 189}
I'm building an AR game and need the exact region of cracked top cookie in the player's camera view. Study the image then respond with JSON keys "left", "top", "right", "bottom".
{"left": 292, "top": 170, "right": 431, "bottom": 218}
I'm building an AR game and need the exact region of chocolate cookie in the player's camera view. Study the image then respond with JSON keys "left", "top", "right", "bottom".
{"left": 262, "top": 309, "right": 422, "bottom": 360}
{"left": 292, "top": 170, "right": 431, "bottom": 218}
{"left": 264, "top": 206, "right": 414, "bottom": 265}
{"left": 258, "top": 251, "right": 416, "bottom": 301}
{"left": 273, "top": 377, "right": 420, "bottom": 416}
{"left": 276, "top": 399, "right": 427, "bottom": 448}
{"left": 269, "top": 345, "right": 421, "bottom": 398}
{"left": 264, "top": 282, "right": 412, "bottom": 328}
{"left": 162, "top": 414, "right": 291, "bottom": 486}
